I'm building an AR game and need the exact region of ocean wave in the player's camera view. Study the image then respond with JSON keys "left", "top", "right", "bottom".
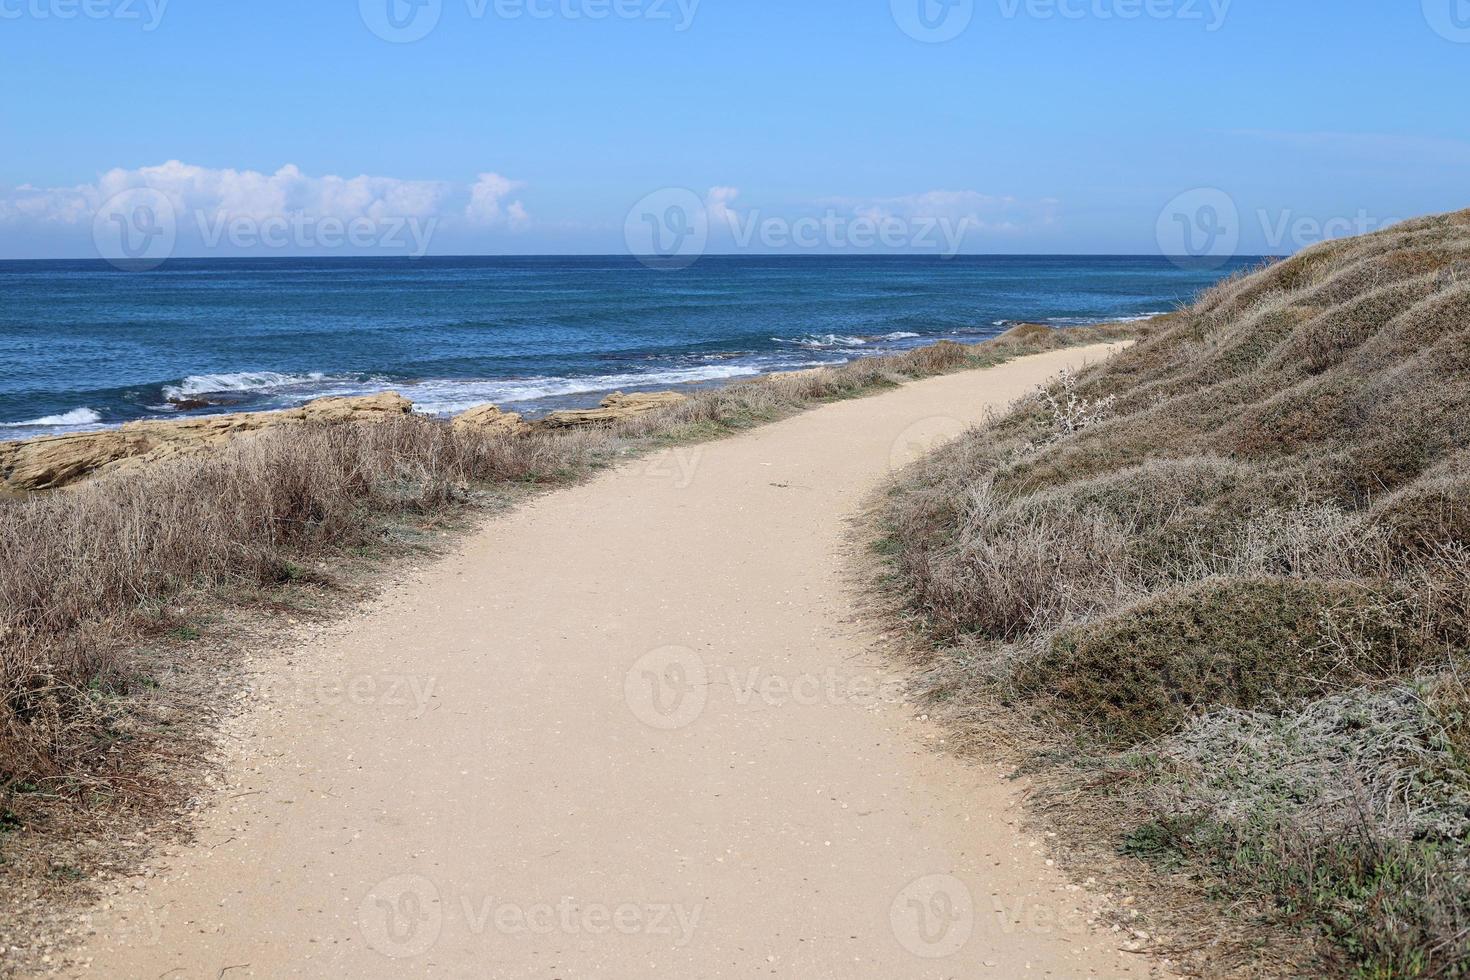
{"left": 772, "top": 334, "right": 869, "bottom": 349}
{"left": 398, "top": 364, "right": 764, "bottom": 416}
{"left": 162, "top": 371, "right": 331, "bottom": 400}
{"left": 1, "top": 407, "right": 103, "bottom": 428}
{"left": 1038, "top": 311, "right": 1170, "bottom": 326}
{"left": 988, "top": 311, "right": 1169, "bottom": 330}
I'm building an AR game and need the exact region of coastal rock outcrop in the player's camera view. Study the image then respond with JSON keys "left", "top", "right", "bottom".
{"left": 452, "top": 403, "right": 531, "bottom": 437}
{"left": 539, "top": 391, "right": 690, "bottom": 429}
{"left": 995, "top": 322, "right": 1056, "bottom": 344}
{"left": 0, "top": 393, "right": 412, "bottom": 492}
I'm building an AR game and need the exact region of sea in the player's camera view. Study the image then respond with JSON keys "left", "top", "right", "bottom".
{"left": 0, "top": 255, "right": 1258, "bottom": 440}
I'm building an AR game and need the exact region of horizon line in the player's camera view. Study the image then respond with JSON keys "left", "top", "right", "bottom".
{"left": 0, "top": 252, "right": 1277, "bottom": 263}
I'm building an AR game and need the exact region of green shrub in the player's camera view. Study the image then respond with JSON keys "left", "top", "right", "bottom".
{"left": 1015, "top": 579, "right": 1434, "bottom": 746}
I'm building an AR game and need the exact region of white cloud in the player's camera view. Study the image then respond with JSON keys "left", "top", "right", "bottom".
{"left": 705, "top": 186, "right": 741, "bottom": 225}
{"left": 465, "top": 172, "right": 529, "bottom": 228}
{"left": 0, "top": 161, "right": 529, "bottom": 229}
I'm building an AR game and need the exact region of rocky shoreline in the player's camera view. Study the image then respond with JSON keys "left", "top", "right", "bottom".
{"left": 0, "top": 389, "right": 690, "bottom": 493}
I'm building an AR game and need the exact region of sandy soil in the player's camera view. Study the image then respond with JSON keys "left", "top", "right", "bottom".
{"left": 68, "top": 344, "right": 1151, "bottom": 979}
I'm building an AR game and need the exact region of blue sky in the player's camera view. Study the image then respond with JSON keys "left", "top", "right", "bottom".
{"left": 1, "top": 0, "right": 1467, "bottom": 258}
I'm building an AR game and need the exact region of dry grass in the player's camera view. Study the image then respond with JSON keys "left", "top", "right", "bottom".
{"left": 876, "top": 208, "right": 1470, "bottom": 977}
{"left": 1, "top": 420, "right": 618, "bottom": 792}
{"left": 0, "top": 320, "right": 1131, "bottom": 971}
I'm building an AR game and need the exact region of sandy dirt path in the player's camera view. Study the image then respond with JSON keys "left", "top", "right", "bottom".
{"left": 72, "top": 344, "right": 1147, "bottom": 979}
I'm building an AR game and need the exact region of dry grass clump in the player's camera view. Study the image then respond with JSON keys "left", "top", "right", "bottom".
{"left": 877, "top": 208, "right": 1470, "bottom": 976}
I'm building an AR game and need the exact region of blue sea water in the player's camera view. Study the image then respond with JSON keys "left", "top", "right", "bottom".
{"left": 0, "top": 255, "right": 1257, "bottom": 440}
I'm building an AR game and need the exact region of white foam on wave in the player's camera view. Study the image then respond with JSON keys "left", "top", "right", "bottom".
{"left": 1039, "top": 311, "right": 1170, "bottom": 326}
{"left": 772, "top": 334, "right": 869, "bottom": 349}
{"left": 398, "top": 364, "right": 764, "bottom": 416}
{"left": 162, "top": 371, "right": 331, "bottom": 400}
{"left": 1, "top": 407, "right": 103, "bottom": 428}
{"left": 881, "top": 331, "right": 921, "bottom": 340}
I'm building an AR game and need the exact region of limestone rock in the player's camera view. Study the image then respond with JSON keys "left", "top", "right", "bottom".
{"left": 0, "top": 393, "right": 413, "bottom": 492}
{"left": 539, "top": 391, "right": 690, "bottom": 429}
{"left": 452, "top": 403, "right": 531, "bottom": 437}
{"left": 300, "top": 392, "right": 413, "bottom": 423}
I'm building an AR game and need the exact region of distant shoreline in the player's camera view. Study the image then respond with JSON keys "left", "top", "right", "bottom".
{"left": 0, "top": 315, "right": 1171, "bottom": 445}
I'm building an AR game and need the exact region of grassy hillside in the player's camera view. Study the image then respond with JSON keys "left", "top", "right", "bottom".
{"left": 879, "top": 210, "right": 1470, "bottom": 977}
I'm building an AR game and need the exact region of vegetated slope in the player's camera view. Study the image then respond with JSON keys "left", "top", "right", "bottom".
{"left": 881, "top": 209, "right": 1470, "bottom": 977}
